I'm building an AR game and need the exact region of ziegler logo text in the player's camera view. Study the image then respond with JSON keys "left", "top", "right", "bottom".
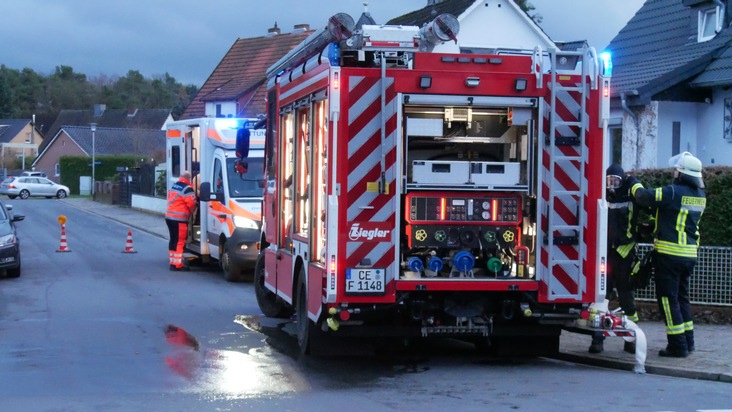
{"left": 349, "top": 224, "right": 390, "bottom": 241}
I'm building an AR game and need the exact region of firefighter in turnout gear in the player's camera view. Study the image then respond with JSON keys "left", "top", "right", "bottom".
{"left": 589, "top": 164, "right": 639, "bottom": 354}
{"left": 627, "top": 152, "right": 705, "bottom": 358}
{"left": 166, "top": 171, "right": 197, "bottom": 271}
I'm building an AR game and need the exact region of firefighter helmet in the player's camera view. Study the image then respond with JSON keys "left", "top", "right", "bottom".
{"left": 669, "top": 152, "right": 704, "bottom": 188}
{"left": 670, "top": 152, "right": 702, "bottom": 178}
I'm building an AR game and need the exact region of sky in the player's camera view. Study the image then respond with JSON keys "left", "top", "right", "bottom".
{"left": 0, "top": 0, "right": 645, "bottom": 87}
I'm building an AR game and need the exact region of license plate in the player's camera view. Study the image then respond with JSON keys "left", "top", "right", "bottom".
{"left": 346, "top": 268, "right": 385, "bottom": 293}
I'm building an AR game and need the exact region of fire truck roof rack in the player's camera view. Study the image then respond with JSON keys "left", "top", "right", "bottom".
{"left": 267, "top": 13, "right": 460, "bottom": 78}
{"left": 266, "top": 12, "right": 356, "bottom": 78}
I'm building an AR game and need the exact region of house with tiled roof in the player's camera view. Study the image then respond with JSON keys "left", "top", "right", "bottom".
{"left": 387, "top": 0, "right": 556, "bottom": 54}
{"left": 180, "top": 25, "right": 314, "bottom": 120}
{"left": 32, "top": 126, "right": 165, "bottom": 183}
{"left": 38, "top": 105, "right": 172, "bottom": 159}
{"left": 0, "top": 118, "right": 42, "bottom": 171}
{"left": 606, "top": 0, "right": 732, "bottom": 170}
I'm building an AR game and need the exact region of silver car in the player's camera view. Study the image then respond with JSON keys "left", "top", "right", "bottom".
{"left": 0, "top": 176, "right": 70, "bottom": 199}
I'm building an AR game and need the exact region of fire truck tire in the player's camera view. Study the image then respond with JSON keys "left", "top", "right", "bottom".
{"left": 220, "top": 240, "right": 243, "bottom": 282}
{"left": 254, "top": 253, "right": 293, "bottom": 318}
{"left": 296, "top": 271, "right": 319, "bottom": 355}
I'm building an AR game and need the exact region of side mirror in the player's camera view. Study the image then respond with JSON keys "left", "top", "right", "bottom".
{"left": 236, "top": 128, "right": 250, "bottom": 159}
{"left": 199, "top": 182, "right": 224, "bottom": 202}
{"left": 12, "top": 214, "right": 25, "bottom": 222}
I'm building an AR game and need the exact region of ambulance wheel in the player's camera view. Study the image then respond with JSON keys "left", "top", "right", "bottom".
{"left": 254, "top": 253, "right": 293, "bottom": 318}
{"left": 296, "top": 271, "right": 318, "bottom": 355}
{"left": 220, "top": 240, "right": 243, "bottom": 282}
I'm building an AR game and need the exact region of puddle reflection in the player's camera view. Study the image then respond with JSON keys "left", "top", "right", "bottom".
{"left": 163, "top": 323, "right": 308, "bottom": 399}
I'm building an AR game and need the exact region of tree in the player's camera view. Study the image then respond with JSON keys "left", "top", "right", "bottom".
{"left": 0, "top": 64, "right": 197, "bottom": 134}
{"left": 514, "top": 0, "right": 542, "bottom": 23}
{"left": 0, "top": 69, "right": 15, "bottom": 118}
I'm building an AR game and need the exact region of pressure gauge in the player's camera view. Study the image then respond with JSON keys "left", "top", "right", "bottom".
{"left": 482, "top": 211, "right": 490, "bottom": 220}
{"left": 482, "top": 201, "right": 490, "bottom": 210}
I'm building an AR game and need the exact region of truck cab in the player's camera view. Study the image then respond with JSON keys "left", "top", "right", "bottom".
{"left": 166, "top": 117, "right": 265, "bottom": 281}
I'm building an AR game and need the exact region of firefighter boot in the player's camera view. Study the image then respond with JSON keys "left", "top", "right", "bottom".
{"left": 685, "top": 330, "right": 695, "bottom": 353}
{"left": 659, "top": 334, "right": 689, "bottom": 358}
{"left": 588, "top": 336, "right": 605, "bottom": 353}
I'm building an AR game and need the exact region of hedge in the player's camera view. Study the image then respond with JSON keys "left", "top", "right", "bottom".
{"left": 629, "top": 166, "right": 732, "bottom": 247}
{"left": 59, "top": 155, "right": 141, "bottom": 195}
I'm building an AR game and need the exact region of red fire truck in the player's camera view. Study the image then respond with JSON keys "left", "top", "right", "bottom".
{"left": 249, "top": 13, "right": 614, "bottom": 354}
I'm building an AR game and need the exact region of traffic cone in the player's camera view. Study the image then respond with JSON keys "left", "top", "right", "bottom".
{"left": 56, "top": 224, "right": 71, "bottom": 252}
{"left": 122, "top": 229, "right": 137, "bottom": 253}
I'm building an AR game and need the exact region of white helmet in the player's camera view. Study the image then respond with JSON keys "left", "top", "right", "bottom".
{"left": 669, "top": 152, "right": 702, "bottom": 178}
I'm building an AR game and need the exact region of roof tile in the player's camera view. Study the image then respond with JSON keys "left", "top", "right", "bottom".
{"left": 181, "top": 31, "right": 312, "bottom": 120}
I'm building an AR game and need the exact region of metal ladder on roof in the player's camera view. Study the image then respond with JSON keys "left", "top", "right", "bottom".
{"left": 544, "top": 47, "right": 593, "bottom": 300}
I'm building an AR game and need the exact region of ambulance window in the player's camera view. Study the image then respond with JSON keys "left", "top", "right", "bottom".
{"left": 171, "top": 146, "right": 180, "bottom": 177}
{"left": 226, "top": 158, "right": 263, "bottom": 198}
{"left": 213, "top": 158, "right": 224, "bottom": 193}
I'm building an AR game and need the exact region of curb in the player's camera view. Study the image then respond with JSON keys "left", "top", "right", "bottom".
{"left": 60, "top": 199, "right": 167, "bottom": 240}
{"left": 551, "top": 352, "right": 732, "bottom": 382}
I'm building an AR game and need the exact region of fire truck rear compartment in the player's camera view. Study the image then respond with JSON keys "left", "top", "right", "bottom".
{"left": 401, "top": 102, "right": 537, "bottom": 281}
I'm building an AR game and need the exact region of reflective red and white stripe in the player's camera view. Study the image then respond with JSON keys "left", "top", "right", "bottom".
{"left": 345, "top": 75, "right": 398, "bottom": 284}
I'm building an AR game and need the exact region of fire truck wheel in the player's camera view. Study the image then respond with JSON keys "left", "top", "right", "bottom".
{"left": 296, "top": 271, "right": 318, "bottom": 355}
{"left": 254, "top": 253, "right": 293, "bottom": 318}
{"left": 220, "top": 240, "right": 243, "bottom": 282}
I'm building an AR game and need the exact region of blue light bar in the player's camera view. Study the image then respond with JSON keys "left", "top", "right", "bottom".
{"left": 217, "top": 118, "right": 241, "bottom": 129}
{"left": 600, "top": 52, "right": 613, "bottom": 76}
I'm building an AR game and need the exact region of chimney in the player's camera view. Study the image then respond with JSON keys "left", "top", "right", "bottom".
{"left": 267, "top": 22, "right": 281, "bottom": 36}
{"left": 293, "top": 23, "right": 310, "bottom": 33}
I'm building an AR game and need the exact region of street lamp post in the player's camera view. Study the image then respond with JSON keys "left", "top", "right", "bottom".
{"left": 90, "top": 123, "right": 96, "bottom": 198}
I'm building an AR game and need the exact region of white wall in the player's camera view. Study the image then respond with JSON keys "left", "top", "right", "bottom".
{"left": 657, "top": 101, "right": 699, "bottom": 166}
{"left": 433, "top": 0, "right": 555, "bottom": 53}
{"left": 131, "top": 194, "right": 166, "bottom": 215}
{"left": 204, "top": 101, "right": 237, "bottom": 118}
{"left": 697, "top": 89, "right": 732, "bottom": 166}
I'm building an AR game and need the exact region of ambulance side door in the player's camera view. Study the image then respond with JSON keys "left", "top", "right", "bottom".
{"left": 206, "top": 155, "right": 226, "bottom": 259}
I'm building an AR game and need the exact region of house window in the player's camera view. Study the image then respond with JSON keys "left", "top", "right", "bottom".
{"left": 55, "top": 163, "right": 60, "bottom": 177}
{"left": 672, "top": 121, "right": 681, "bottom": 156}
{"left": 699, "top": 7, "right": 720, "bottom": 42}
{"left": 610, "top": 127, "right": 622, "bottom": 164}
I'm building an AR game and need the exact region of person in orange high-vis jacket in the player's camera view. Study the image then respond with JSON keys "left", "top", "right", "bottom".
{"left": 165, "top": 171, "right": 197, "bottom": 271}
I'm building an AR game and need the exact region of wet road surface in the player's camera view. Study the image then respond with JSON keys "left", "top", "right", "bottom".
{"left": 1, "top": 199, "right": 731, "bottom": 411}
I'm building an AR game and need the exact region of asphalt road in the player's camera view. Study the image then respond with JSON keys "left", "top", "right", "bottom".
{"left": 1, "top": 199, "right": 731, "bottom": 412}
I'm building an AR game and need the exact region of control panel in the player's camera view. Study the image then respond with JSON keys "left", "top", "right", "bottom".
{"left": 405, "top": 192, "right": 522, "bottom": 249}
{"left": 406, "top": 192, "right": 521, "bottom": 225}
